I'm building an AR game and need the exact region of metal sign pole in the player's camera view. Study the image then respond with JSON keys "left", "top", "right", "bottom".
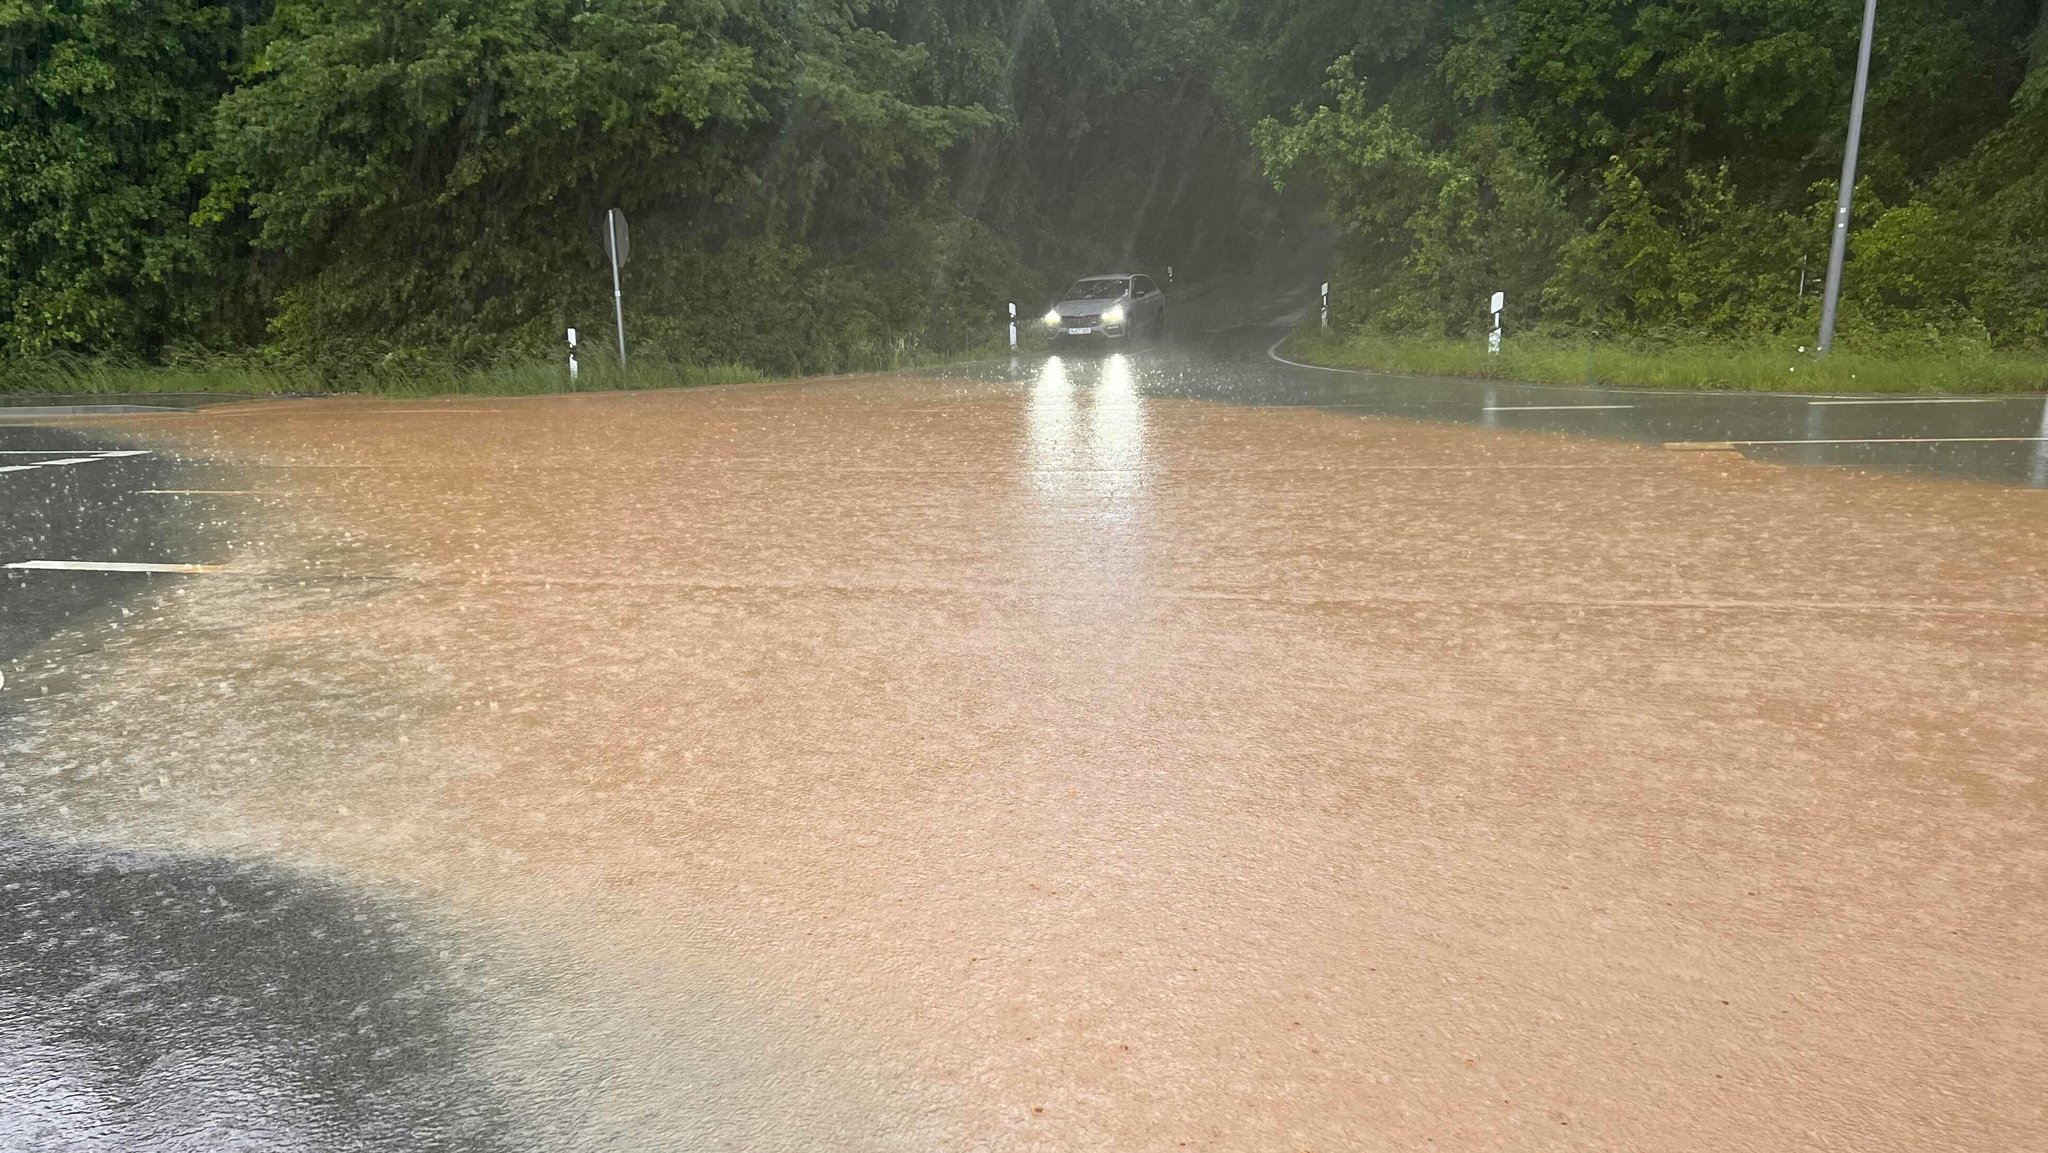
{"left": 606, "top": 208, "right": 629, "bottom": 369}
{"left": 1816, "top": 0, "right": 1878, "bottom": 356}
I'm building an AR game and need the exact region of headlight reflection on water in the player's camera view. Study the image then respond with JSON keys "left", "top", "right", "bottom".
{"left": 1090, "top": 354, "right": 1145, "bottom": 478}
{"left": 1026, "top": 352, "right": 1149, "bottom": 524}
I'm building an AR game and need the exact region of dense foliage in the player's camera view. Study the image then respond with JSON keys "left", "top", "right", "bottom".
{"left": 6, "top": 0, "right": 2042, "bottom": 372}
{"left": 3, "top": 0, "right": 1281, "bottom": 376}
{"left": 1243, "top": 0, "right": 2048, "bottom": 349}
{"left": 2, "top": 0, "right": 261, "bottom": 355}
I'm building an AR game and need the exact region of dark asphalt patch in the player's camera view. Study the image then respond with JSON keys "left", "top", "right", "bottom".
{"left": 0, "top": 836, "right": 518, "bottom": 1151}
{"left": 2, "top": 416, "right": 524, "bottom": 1151}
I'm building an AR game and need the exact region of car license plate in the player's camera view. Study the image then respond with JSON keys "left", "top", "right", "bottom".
{"left": 1066, "top": 327, "right": 1091, "bottom": 335}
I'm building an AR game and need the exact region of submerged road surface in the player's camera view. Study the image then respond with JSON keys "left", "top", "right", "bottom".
{"left": 2, "top": 414, "right": 519, "bottom": 1151}
{"left": 2, "top": 346, "right": 2046, "bottom": 1150}
{"left": 967, "top": 322, "right": 2048, "bottom": 488}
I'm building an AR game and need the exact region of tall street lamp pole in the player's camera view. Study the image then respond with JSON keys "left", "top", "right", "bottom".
{"left": 1817, "top": 0, "right": 1878, "bottom": 356}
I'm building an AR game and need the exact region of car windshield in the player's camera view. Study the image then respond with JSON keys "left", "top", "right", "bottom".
{"left": 1064, "top": 278, "right": 1128, "bottom": 301}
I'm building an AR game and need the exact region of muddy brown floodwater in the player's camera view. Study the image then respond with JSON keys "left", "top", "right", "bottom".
{"left": 9, "top": 363, "right": 2048, "bottom": 1149}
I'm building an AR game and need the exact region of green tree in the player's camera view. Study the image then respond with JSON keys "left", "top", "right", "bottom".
{"left": 1246, "top": 0, "right": 2048, "bottom": 347}
{"left": 204, "top": 0, "right": 1015, "bottom": 373}
{"left": 207, "top": 0, "right": 788, "bottom": 367}
{"left": 1, "top": 0, "right": 260, "bottom": 357}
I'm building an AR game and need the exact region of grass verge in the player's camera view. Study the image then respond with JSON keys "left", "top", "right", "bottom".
{"left": 0, "top": 334, "right": 1031, "bottom": 398}
{"left": 0, "top": 355, "right": 766, "bottom": 398}
{"left": 1280, "top": 330, "right": 2048, "bottom": 395}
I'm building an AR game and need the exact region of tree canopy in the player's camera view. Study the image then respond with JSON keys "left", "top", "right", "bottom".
{"left": 5, "top": 0, "right": 2042, "bottom": 370}
{"left": 4, "top": 0, "right": 1279, "bottom": 373}
{"left": 1247, "top": 0, "right": 2048, "bottom": 347}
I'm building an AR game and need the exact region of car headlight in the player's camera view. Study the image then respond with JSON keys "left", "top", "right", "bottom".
{"left": 1043, "top": 310, "right": 1062, "bottom": 328}
{"left": 1102, "top": 305, "right": 1126, "bottom": 326}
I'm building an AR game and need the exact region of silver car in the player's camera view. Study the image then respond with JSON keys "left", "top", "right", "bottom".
{"left": 1042, "top": 274, "right": 1166, "bottom": 345}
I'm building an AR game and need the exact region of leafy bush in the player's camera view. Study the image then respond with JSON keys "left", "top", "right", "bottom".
{"left": 1248, "top": 0, "right": 2048, "bottom": 355}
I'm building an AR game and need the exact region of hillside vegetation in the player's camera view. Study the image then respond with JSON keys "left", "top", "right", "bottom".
{"left": 2, "top": 0, "right": 1284, "bottom": 384}
{"left": 1242, "top": 0, "right": 2048, "bottom": 354}
{"left": 6, "top": 0, "right": 2043, "bottom": 390}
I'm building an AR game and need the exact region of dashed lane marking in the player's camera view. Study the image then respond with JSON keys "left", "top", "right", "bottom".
{"left": 1707, "top": 436, "right": 2048, "bottom": 446}
{"left": 1482, "top": 404, "right": 1635, "bottom": 412}
{"left": 0, "top": 450, "right": 151, "bottom": 472}
{"left": 3, "top": 560, "right": 225, "bottom": 574}
{"left": 0, "top": 405, "right": 181, "bottom": 418}
{"left": 1807, "top": 398, "right": 2003, "bottom": 405}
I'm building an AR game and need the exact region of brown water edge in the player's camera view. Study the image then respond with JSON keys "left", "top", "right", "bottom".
{"left": 12, "top": 376, "right": 2048, "bottom": 1150}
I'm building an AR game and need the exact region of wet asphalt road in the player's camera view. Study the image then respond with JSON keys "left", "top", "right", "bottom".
{"left": 0, "top": 426, "right": 214, "bottom": 661}
{"left": 959, "top": 319, "right": 2048, "bottom": 488}
{"left": 1, "top": 338, "right": 2045, "bottom": 1149}
{"left": 1, "top": 415, "right": 514, "bottom": 1151}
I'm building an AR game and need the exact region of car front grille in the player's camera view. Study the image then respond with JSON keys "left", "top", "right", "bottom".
{"left": 1061, "top": 313, "right": 1102, "bottom": 327}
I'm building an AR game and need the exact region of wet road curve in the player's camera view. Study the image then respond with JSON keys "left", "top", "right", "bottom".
{"left": 958, "top": 321, "right": 2048, "bottom": 487}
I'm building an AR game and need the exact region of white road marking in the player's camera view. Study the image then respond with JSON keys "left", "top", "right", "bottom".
{"left": 0, "top": 451, "right": 149, "bottom": 472}
{"left": 1670, "top": 436, "right": 2048, "bottom": 448}
{"left": 4, "top": 560, "right": 225, "bottom": 574}
{"left": 0, "top": 404, "right": 180, "bottom": 417}
{"left": 137, "top": 489, "right": 271, "bottom": 496}
{"left": 1482, "top": 404, "right": 1635, "bottom": 412}
{"left": 91, "top": 449, "right": 154, "bottom": 457}
{"left": 0, "top": 457, "right": 99, "bottom": 471}
{"left": 1808, "top": 398, "right": 2001, "bottom": 406}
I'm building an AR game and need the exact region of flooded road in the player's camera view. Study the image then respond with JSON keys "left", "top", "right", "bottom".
{"left": 958, "top": 321, "right": 2048, "bottom": 488}
{"left": 3, "top": 344, "right": 2046, "bottom": 1149}
{"left": 1, "top": 422, "right": 519, "bottom": 1151}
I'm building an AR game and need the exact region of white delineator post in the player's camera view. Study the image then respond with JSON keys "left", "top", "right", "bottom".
{"left": 1320, "top": 282, "right": 1330, "bottom": 329}
{"left": 1009, "top": 302, "right": 1018, "bottom": 350}
{"left": 567, "top": 327, "right": 579, "bottom": 384}
{"left": 2031, "top": 396, "right": 2048, "bottom": 489}
{"left": 1489, "top": 291, "right": 1505, "bottom": 355}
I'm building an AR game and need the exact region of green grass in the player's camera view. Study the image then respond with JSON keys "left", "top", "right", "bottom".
{"left": 1281, "top": 330, "right": 2048, "bottom": 395}
{"left": 381, "top": 357, "right": 764, "bottom": 396}
{"left": 0, "top": 354, "right": 764, "bottom": 397}
{"left": 808, "top": 335, "right": 1025, "bottom": 377}
{"left": 0, "top": 357, "right": 316, "bottom": 396}
{"left": 0, "top": 335, "right": 1034, "bottom": 398}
